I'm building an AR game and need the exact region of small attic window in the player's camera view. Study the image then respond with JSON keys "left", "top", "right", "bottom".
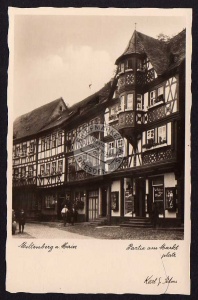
{"left": 59, "top": 106, "right": 63, "bottom": 112}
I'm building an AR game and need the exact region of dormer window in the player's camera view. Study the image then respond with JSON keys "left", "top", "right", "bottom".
{"left": 59, "top": 106, "right": 63, "bottom": 112}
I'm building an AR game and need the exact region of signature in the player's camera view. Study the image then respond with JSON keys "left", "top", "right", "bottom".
{"left": 144, "top": 275, "right": 177, "bottom": 286}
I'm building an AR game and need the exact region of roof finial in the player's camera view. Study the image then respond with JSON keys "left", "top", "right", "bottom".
{"left": 135, "top": 23, "right": 137, "bottom": 31}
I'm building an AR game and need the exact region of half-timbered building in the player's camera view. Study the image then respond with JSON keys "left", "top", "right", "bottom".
{"left": 12, "top": 29, "right": 185, "bottom": 227}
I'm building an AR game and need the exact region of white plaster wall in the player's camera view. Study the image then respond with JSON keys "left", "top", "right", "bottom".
{"left": 167, "top": 122, "right": 171, "bottom": 145}
{"left": 111, "top": 180, "right": 121, "bottom": 217}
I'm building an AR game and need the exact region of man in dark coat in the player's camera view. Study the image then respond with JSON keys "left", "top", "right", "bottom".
{"left": 18, "top": 208, "right": 26, "bottom": 233}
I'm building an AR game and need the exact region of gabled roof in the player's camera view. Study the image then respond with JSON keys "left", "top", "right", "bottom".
{"left": 13, "top": 98, "right": 68, "bottom": 140}
{"left": 115, "top": 29, "right": 186, "bottom": 75}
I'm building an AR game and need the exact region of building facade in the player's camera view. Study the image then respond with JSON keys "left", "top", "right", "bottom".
{"left": 12, "top": 29, "right": 186, "bottom": 227}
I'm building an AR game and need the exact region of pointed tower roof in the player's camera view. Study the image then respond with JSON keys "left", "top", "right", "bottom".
{"left": 115, "top": 30, "right": 171, "bottom": 75}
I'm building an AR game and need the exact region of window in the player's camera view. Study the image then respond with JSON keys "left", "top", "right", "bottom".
{"left": 21, "top": 167, "right": 26, "bottom": 178}
{"left": 117, "top": 139, "right": 124, "bottom": 156}
{"left": 120, "top": 95, "right": 125, "bottom": 111}
{"left": 108, "top": 141, "right": 115, "bottom": 157}
{"left": 58, "top": 160, "right": 63, "bottom": 173}
{"left": 22, "top": 144, "right": 27, "bottom": 156}
{"left": 52, "top": 134, "right": 56, "bottom": 148}
{"left": 158, "top": 126, "right": 167, "bottom": 144}
{"left": 137, "top": 59, "right": 143, "bottom": 71}
{"left": 46, "top": 136, "right": 50, "bottom": 150}
{"left": 28, "top": 165, "right": 33, "bottom": 177}
{"left": 137, "top": 94, "right": 143, "bottom": 110}
{"left": 45, "top": 195, "right": 56, "bottom": 209}
{"left": 51, "top": 162, "right": 56, "bottom": 174}
{"left": 126, "top": 94, "right": 133, "bottom": 109}
{"left": 46, "top": 163, "right": 50, "bottom": 175}
{"left": 147, "top": 129, "right": 155, "bottom": 145}
{"left": 14, "top": 168, "right": 19, "bottom": 177}
{"left": 40, "top": 165, "right": 45, "bottom": 176}
{"left": 150, "top": 90, "right": 156, "bottom": 106}
{"left": 126, "top": 59, "right": 133, "bottom": 70}
{"left": 157, "top": 86, "right": 164, "bottom": 102}
{"left": 120, "top": 63, "right": 124, "bottom": 73}
{"left": 15, "top": 146, "right": 20, "bottom": 157}
{"left": 41, "top": 139, "right": 45, "bottom": 151}
{"left": 57, "top": 132, "right": 62, "bottom": 146}
{"left": 30, "top": 142, "right": 35, "bottom": 153}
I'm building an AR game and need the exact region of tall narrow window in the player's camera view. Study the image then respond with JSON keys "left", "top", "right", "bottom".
{"left": 51, "top": 162, "right": 56, "bottom": 174}
{"left": 46, "top": 136, "right": 50, "bottom": 150}
{"left": 158, "top": 126, "right": 167, "bottom": 144}
{"left": 28, "top": 165, "right": 33, "bottom": 177}
{"left": 58, "top": 160, "right": 63, "bottom": 173}
{"left": 22, "top": 144, "right": 27, "bottom": 156}
{"left": 15, "top": 145, "right": 20, "bottom": 157}
{"left": 137, "top": 94, "right": 143, "bottom": 110}
{"left": 30, "top": 142, "right": 35, "bottom": 153}
{"left": 126, "top": 94, "right": 133, "bottom": 109}
{"left": 46, "top": 163, "right": 50, "bottom": 175}
{"left": 150, "top": 90, "right": 156, "bottom": 106}
{"left": 40, "top": 164, "right": 45, "bottom": 176}
{"left": 147, "top": 129, "right": 155, "bottom": 145}
{"left": 157, "top": 86, "right": 164, "bottom": 102}
{"left": 52, "top": 134, "right": 56, "bottom": 148}
{"left": 41, "top": 139, "right": 45, "bottom": 151}
{"left": 120, "top": 95, "right": 125, "bottom": 111}
{"left": 21, "top": 167, "right": 26, "bottom": 178}
{"left": 57, "top": 132, "right": 62, "bottom": 146}
{"left": 108, "top": 141, "right": 115, "bottom": 157}
{"left": 120, "top": 63, "right": 124, "bottom": 73}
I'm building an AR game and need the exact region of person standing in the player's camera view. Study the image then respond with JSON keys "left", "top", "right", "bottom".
{"left": 18, "top": 208, "right": 26, "bottom": 233}
{"left": 61, "top": 205, "right": 68, "bottom": 226}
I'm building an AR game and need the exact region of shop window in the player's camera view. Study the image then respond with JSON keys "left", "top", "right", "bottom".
{"left": 137, "top": 94, "right": 143, "bottom": 110}
{"left": 126, "top": 94, "right": 133, "bottom": 109}
{"left": 158, "top": 125, "right": 167, "bottom": 144}
{"left": 46, "top": 136, "right": 50, "bottom": 150}
{"left": 45, "top": 195, "right": 56, "bottom": 209}
{"left": 57, "top": 132, "right": 62, "bottom": 146}
{"left": 152, "top": 176, "right": 164, "bottom": 214}
{"left": 41, "top": 139, "right": 45, "bottom": 151}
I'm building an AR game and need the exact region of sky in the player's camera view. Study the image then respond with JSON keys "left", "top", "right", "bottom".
{"left": 12, "top": 10, "right": 186, "bottom": 119}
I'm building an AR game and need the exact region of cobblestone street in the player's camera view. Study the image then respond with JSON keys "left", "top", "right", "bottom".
{"left": 12, "top": 222, "right": 184, "bottom": 240}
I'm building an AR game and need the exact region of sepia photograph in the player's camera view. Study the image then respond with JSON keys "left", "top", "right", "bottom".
{"left": 6, "top": 7, "right": 191, "bottom": 294}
